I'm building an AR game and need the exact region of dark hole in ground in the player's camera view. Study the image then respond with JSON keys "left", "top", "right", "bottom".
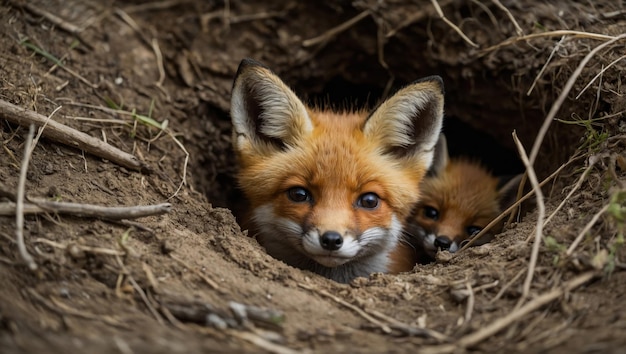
{"left": 303, "top": 76, "right": 525, "bottom": 177}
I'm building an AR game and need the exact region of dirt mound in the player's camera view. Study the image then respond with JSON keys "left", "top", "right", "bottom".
{"left": 1, "top": 0, "right": 625, "bottom": 353}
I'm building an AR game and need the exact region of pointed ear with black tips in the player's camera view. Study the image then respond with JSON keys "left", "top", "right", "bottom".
{"left": 230, "top": 58, "right": 312, "bottom": 154}
{"left": 497, "top": 174, "right": 524, "bottom": 211}
{"left": 363, "top": 76, "right": 444, "bottom": 168}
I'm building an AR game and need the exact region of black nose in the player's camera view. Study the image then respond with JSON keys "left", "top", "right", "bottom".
{"left": 320, "top": 231, "right": 343, "bottom": 251}
{"left": 434, "top": 236, "right": 452, "bottom": 250}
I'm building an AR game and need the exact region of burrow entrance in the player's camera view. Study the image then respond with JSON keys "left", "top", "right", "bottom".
{"left": 187, "top": 1, "right": 590, "bottom": 225}
{"left": 197, "top": 65, "right": 576, "bottom": 221}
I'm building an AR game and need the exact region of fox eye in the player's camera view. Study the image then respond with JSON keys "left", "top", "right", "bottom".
{"left": 357, "top": 192, "right": 380, "bottom": 209}
{"left": 287, "top": 187, "right": 311, "bottom": 203}
{"left": 423, "top": 206, "right": 439, "bottom": 220}
{"left": 467, "top": 226, "right": 482, "bottom": 237}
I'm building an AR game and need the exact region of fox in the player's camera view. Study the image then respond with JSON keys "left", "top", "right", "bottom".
{"left": 230, "top": 58, "right": 444, "bottom": 283}
{"left": 406, "top": 134, "right": 522, "bottom": 261}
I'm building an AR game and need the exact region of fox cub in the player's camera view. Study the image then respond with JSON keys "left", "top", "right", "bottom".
{"left": 230, "top": 58, "right": 444, "bottom": 283}
{"left": 407, "top": 135, "right": 522, "bottom": 260}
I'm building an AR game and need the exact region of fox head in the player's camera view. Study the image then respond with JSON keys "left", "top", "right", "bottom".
{"left": 408, "top": 135, "right": 522, "bottom": 259}
{"left": 230, "top": 58, "right": 444, "bottom": 281}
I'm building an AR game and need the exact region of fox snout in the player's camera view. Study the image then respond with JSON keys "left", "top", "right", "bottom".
{"left": 433, "top": 235, "right": 469, "bottom": 251}
{"left": 319, "top": 231, "right": 343, "bottom": 251}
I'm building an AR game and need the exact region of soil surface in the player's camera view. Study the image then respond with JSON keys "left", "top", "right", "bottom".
{"left": 1, "top": 0, "right": 626, "bottom": 353}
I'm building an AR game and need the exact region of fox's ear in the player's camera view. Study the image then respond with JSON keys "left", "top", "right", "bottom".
{"left": 364, "top": 76, "right": 444, "bottom": 166}
{"left": 230, "top": 58, "right": 312, "bottom": 153}
{"left": 427, "top": 133, "right": 449, "bottom": 176}
{"left": 497, "top": 173, "right": 524, "bottom": 211}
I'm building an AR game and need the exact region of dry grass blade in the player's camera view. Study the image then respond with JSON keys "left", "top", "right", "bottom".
{"left": 15, "top": 124, "right": 37, "bottom": 271}
{"left": 539, "top": 156, "right": 598, "bottom": 232}
{"left": 365, "top": 309, "right": 450, "bottom": 341}
{"left": 302, "top": 10, "right": 370, "bottom": 47}
{"left": 490, "top": 0, "right": 523, "bottom": 36}
{"left": 479, "top": 30, "right": 616, "bottom": 55}
{"left": 566, "top": 203, "right": 610, "bottom": 256}
{"left": 576, "top": 54, "right": 626, "bottom": 99}
{"left": 430, "top": 0, "right": 478, "bottom": 48}
{"left": 228, "top": 330, "right": 302, "bottom": 354}
{"left": 298, "top": 283, "right": 392, "bottom": 334}
{"left": 512, "top": 131, "right": 546, "bottom": 303}
{"left": 170, "top": 253, "right": 221, "bottom": 290}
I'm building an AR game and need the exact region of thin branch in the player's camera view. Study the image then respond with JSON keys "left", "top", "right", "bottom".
{"left": 513, "top": 132, "right": 546, "bottom": 304}
{"left": 540, "top": 156, "right": 598, "bottom": 231}
{"left": 115, "top": 255, "right": 165, "bottom": 325}
{"left": 302, "top": 10, "right": 370, "bottom": 47}
{"left": 490, "top": 266, "right": 525, "bottom": 303}
{"left": 385, "top": 0, "right": 454, "bottom": 38}
{"left": 0, "top": 197, "right": 171, "bottom": 219}
{"left": 151, "top": 38, "right": 166, "bottom": 88}
{"left": 0, "top": 99, "right": 150, "bottom": 172}
{"left": 298, "top": 283, "right": 392, "bottom": 334}
{"left": 15, "top": 125, "right": 37, "bottom": 271}
{"left": 527, "top": 36, "right": 566, "bottom": 96}
{"left": 478, "top": 30, "right": 616, "bottom": 56}
{"left": 463, "top": 282, "right": 475, "bottom": 324}
{"left": 170, "top": 253, "right": 221, "bottom": 290}
{"left": 430, "top": 0, "right": 479, "bottom": 48}
{"left": 15, "top": 1, "right": 94, "bottom": 49}
{"left": 365, "top": 309, "right": 450, "bottom": 341}
{"left": 490, "top": 0, "right": 523, "bottom": 36}
{"left": 576, "top": 54, "right": 626, "bottom": 99}
{"left": 228, "top": 330, "right": 300, "bottom": 354}
{"left": 566, "top": 203, "right": 610, "bottom": 256}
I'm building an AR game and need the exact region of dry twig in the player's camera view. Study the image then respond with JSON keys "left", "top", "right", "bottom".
{"left": 479, "top": 30, "right": 616, "bottom": 56}
{"left": 490, "top": 0, "right": 523, "bottom": 36}
{"left": 566, "top": 203, "right": 610, "bottom": 256}
{"left": 15, "top": 125, "right": 37, "bottom": 271}
{"left": 0, "top": 99, "right": 150, "bottom": 172}
{"left": 430, "top": 0, "right": 479, "bottom": 48}
{"left": 0, "top": 197, "right": 171, "bottom": 219}
{"left": 538, "top": 156, "right": 599, "bottom": 234}
{"left": 26, "top": 288, "right": 128, "bottom": 328}
{"left": 463, "top": 282, "right": 475, "bottom": 324}
{"left": 365, "top": 309, "right": 449, "bottom": 341}
{"left": 302, "top": 10, "right": 370, "bottom": 47}
{"left": 170, "top": 253, "right": 221, "bottom": 290}
{"left": 228, "top": 330, "right": 301, "bottom": 354}
{"left": 298, "top": 283, "right": 392, "bottom": 334}
{"left": 14, "top": 1, "right": 94, "bottom": 49}
{"left": 512, "top": 132, "right": 546, "bottom": 304}
{"left": 115, "top": 255, "right": 165, "bottom": 325}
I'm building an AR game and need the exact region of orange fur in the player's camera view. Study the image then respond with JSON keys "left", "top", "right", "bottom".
{"left": 406, "top": 136, "right": 521, "bottom": 261}
{"left": 230, "top": 59, "right": 444, "bottom": 283}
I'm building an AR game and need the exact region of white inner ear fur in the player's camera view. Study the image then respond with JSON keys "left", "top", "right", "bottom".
{"left": 364, "top": 84, "right": 443, "bottom": 156}
{"left": 231, "top": 68, "right": 312, "bottom": 149}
